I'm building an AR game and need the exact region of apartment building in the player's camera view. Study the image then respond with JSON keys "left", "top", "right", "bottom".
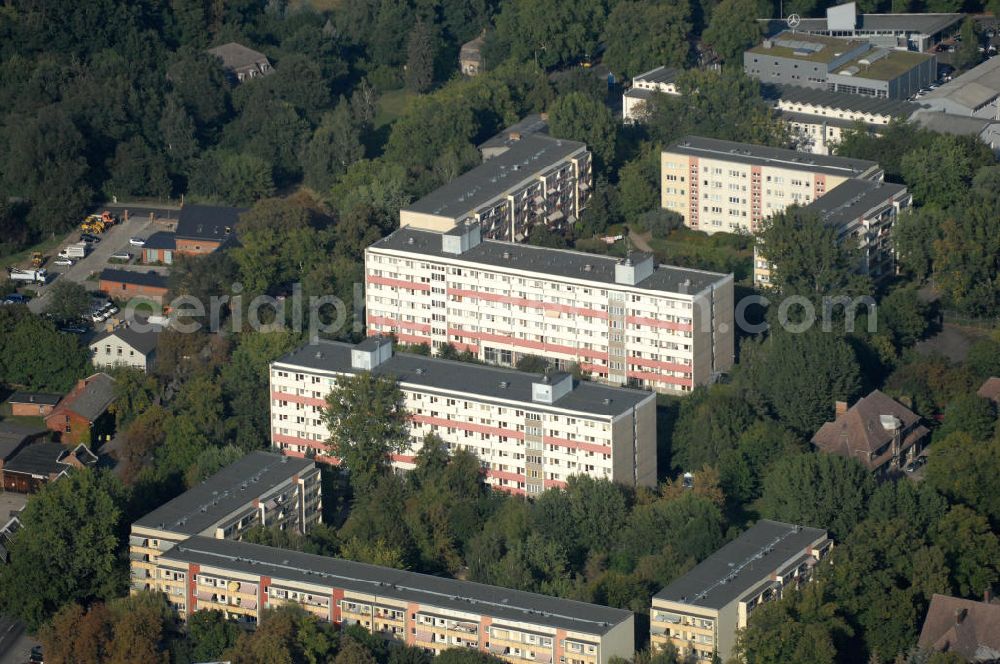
{"left": 270, "top": 336, "right": 657, "bottom": 494}
{"left": 754, "top": 178, "right": 911, "bottom": 285}
{"left": 144, "top": 535, "right": 635, "bottom": 663}
{"left": 129, "top": 452, "right": 322, "bottom": 593}
{"left": 364, "top": 224, "right": 734, "bottom": 394}
{"left": 650, "top": 520, "right": 832, "bottom": 662}
{"left": 622, "top": 66, "right": 680, "bottom": 123}
{"left": 745, "top": 31, "right": 936, "bottom": 100}
{"left": 661, "top": 135, "right": 882, "bottom": 234}
{"left": 763, "top": 84, "right": 921, "bottom": 154}
{"left": 398, "top": 134, "right": 592, "bottom": 242}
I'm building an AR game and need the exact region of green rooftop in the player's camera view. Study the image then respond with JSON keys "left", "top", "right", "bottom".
{"left": 748, "top": 33, "right": 865, "bottom": 64}
{"left": 835, "top": 49, "right": 931, "bottom": 81}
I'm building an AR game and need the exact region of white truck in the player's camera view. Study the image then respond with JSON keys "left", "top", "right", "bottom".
{"left": 59, "top": 242, "right": 89, "bottom": 259}
{"left": 7, "top": 267, "right": 48, "bottom": 284}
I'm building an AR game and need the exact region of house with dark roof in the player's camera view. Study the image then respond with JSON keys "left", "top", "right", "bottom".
{"left": 0, "top": 422, "right": 47, "bottom": 472}
{"left": 1, "top": 442, "right": 98, "bottom": 493}
{"left": 174, "top": 204, "right": 245, "bottom": 256}
{"left": 6, "top": 391, "right": 61, "bottom": 417}
{"left": 623, "top": 66, "right": 681, "bottom": 123}
{"left": 44, "top": 373, "right": 117, "bottom": 446}
{"left": 206, "top": 42, "right": 273, "bottom": 83}
{"left": 140, "top": 231, "right": 178, "bottom": 265}
{"left": 89, "top": 322, "right": 163, "bottom": 372}
{"left": 918, "top": 593, "right": 1000, "bottom": 661}
{"left": 99, "top": 269, "right": 169, "bottom": 305}
{"left": 811, "top": 389, "right": 929, "bottom": 478}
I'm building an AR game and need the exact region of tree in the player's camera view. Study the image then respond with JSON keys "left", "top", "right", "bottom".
{"left": 548, "top": 92, "right": 616, "bottom": 168}
{"left": 223, "top": 605, "right": 337, "bottom": 664}
{"left": 738, "top": 327, "right": 863, "bottom": 435}
{"left": 930, "top": 505, "right": 1000, "bottom": 599}
{"left": 301, "top": 103, "right": 364, "bottom": 192}
{"left": 45, "top": 280, "right": 91, "bottom": 322}
{"left": 953, "top": 17, "right": 982, "bottom": 71}
{"left": 618, "top": 149, "right": 660, "bottom": 222}
{"left": 109, "top": 366, "right": 158, "bottom": 428}
{"left": 925, "top": 432, "right": 1000, "bottom": 525}
{"left": 491, "top": 0, "right": 607, "bottom": 69}
{"left": 756, "top": 208, "right": 871, "bottom": 298}
{"left": 167, "top": 52, "right": 232, "bottom": 138}
{"left": 877, "top": 286, "right": 931, "bottom": 351}
{"left": 0, "top": 470, "right": 127, "bottom": 629}
{"left": 702, "top": 0, "right": 763, "bottom": 64}
{"left": 515, "top": 354, "right": 550, "bottom": 373}
{"left": 527, "top": 225, "right": 569, "bottom": 248}
{"left": 760, "top": 453, "right": 876, "bottom": 539}
{"left": 893, "top": 207, "right": 944, "bottom": 282}
{"left": 189, "top": 150, "right": 275, "bottom": 205}
{"left": 323, "top": 372, "right": 410, "bottom": 492}
{"left": 104, "top": 136, "right": 171, "bottom": 199}
{"left": 602, "top": 1, "right": 691, "bottom": 78}
{"left": 899, "top": 134, "right": 994, "bottom": 209}
{"left": 177, "top": 609, "right": 241, "bottom": 663}
{"left": 406, "top": 21, "right": 437, "bottom": 93}
{"left": 0, "top": 305, "right": 91, "bottom": 392}
{"left": 935, "top": 393, "right": 996, "bottom": 442}
{"left": 670, "top": 385, "right": 756, "bottom": 472}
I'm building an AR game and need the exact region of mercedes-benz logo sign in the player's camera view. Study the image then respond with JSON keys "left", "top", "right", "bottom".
{"left": 787, "top": 13, "right": 801, "bottom": 28}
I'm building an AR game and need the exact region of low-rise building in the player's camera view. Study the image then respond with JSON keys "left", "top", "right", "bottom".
{"left": 140, "top": 232, "right": 177, "bottom": 265}
{"left": 0, "top": 423, "right": 46, "bottom": 473}
{"left": 753, "top": 178, "right": 911, "bottom": 285}
{"left": 758, "top": 2, "right": 962, "bottom": 52}
{"left": 398, "top": 134, "right": 592, "bottom": 242}
{"left": 144, "top": 535, "right": 635, "bottom": 663}
{"left": 6, "top": 392, "right": 61, "bottom": 417}
{"left": 622, "top": 66, "right": 681, "bottom": 123}
{"left": 650, "top": 520, "right": 832, "bottom": 662}
{"left": 99, "top": 269, "right": 169, "bottom": 305}
{"left": 745, "top": 31, "right": 936, "bottom": 100}
{"left": 365, "top": 224, "right": 735, "bottom": 394}
{"left": 129, "top": 451, "right": 322, "bottom": 592}
{"left": 460, "top": 34, "right": 486, "bottom": 76}
{"left": 811, "top": 390, "right": 928, "bottom": 478}
{"left": 920, "top": 55, "right": 1000, "bottom": 118}
{"left": 270, "top": 337, "right": 657, "bottom": 495}
{"left": 43, "top": 373, "right": 116, "bottom": 446}
{"left": 206, "top": 42, "right": 273, "bottom": 83}
{"left": 89, "top": 323, "right": 163, "bottom": 372}
{"left": 917, "top": 593, "right": 1000, "bottom": 660}
{"left": 0, "top": 442, "right": 97, "bottom": 493}
{"left": 174, "top": 204, "right": 244, "bottom": 256}
{"left": 661, "top": 135, "right": 882, "bottom": 234}
{"left": 911, "top": 109, "right": 1000, "bottom": 154}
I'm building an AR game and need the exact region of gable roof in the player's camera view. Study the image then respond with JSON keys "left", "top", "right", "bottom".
{"left": 977, "top": 377, "right": 1000, "bottom": 403}
{"left": 811, "top": 389, "right": 928, "bottom": 468}
{"left": 0, "top": 422, "right": 46, "bottom": 461}
{"left": 3, "top": 442, "right": 97, "bottom": 478}
{"left": 175, "top": 204, "right": 245, "bottom": 243}
{"left": 99, "top": 269, "right": 169, "bottom": 290}
{"left": 206, "top": 43, "right": 270, "bottom": 71}
{"left": 90, "top": 324, "right": 163, "bottom": 356}
{"left": 48, "top": 373, "right": 117, "bottom": 422}
{"left": 6, "top": 392, "right": 61, "bottom": 406}
{"left": 918, "top": 594, "right": 1000, "bottom": 660}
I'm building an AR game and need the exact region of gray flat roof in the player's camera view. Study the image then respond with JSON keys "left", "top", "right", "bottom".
{"left": 911, "top": 110, "right": 994, "bottom": 135}
{"left": 665, "top": 135, "right": 880, "bottom": 177}
{"left": 923, "top": 56, "right": 1000, "bottom": 110}
{"left": 634, "top": 66, "right": 679, "bottom": 85}
{"left": 624, "top": 88, "right": 656, "bottom": 101}
{"left": 274, "top": 340, "right": 652, "bottom": 417}
{"left": 763, "top": 83, "right": 922, "bottom": 117}
{"left": 404, "top": 134, "right": 586, "bottom": 220}
{"left": 133, "top": 452, "right": 316, "bottom": 535}
{"left": 478, "top": 115, "right": 550, "bottom": 151}
{"left": 370, "top": 227, "right": 730, "bottom": 297}
{"left": 654, "top": 520, "right": 828, "bottom": 610}
{"left": 803, "top": 178, "right": 907, "bottom": 228}
{"left": 759, "top": 13, "right": 961, "bottom": 37}
{"left": 163, "top": 535, "right": 632, "bottom": 635}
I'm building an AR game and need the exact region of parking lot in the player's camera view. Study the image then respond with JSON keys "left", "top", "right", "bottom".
{"left": 20, "top": 206, "right": 177, "bottom": 316}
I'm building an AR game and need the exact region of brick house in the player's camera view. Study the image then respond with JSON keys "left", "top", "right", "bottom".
{"left": 6, "top": 392, "right": 61, "bottom": 417}
{"left": 99, "top": 269, "right": 169, "bottom": 306}
{"left": 0, "top": 422, "right": 47, "bottom": 473}
{"left": 1, "top": 442, "right": 98, "bottom": 493}
{"left": 174, "top": 204, "right": 244, "bottom": 256}
{"left": 811, "top": 390, "right": 929, "bottom": 478}
{"left": 44, "top": 373, "right": 117, "bottom": 446}
{"left": 140, "top": 231, "right": 177, "bottom": 265}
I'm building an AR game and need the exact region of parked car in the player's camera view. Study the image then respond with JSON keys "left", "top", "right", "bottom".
{"left": 90, "top": 310, "right": 110, "bottom": 323}
{"left": 2, "top": 293, "right": 29, "bottom": 305}
{"left": 80, "top": 233, "right": 101, "bottom": 243}
{"left": 58, "top": 325, "right": 88, "bottom": 334}
{"left": 53, "top": 258, "right": 74, "bottom": 266}
{"left": 904, "top": 457, "right": 926, "bottom": 473}
{"left": 129, "top": 237, "right": 146, "bottom": 246}
{"left": 110, "top": 252, "right": 131, "bottom": 261}
{"left": 29, "top": 644, "right": 44, "bottom": 663}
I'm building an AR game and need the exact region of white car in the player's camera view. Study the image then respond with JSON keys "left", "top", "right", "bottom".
{"left": 128, "top": 237, "right": 146, "bottom": 246}
{"left": 110, "top": 252, "right": 131, "bottom": 261}
{"left": 53, "top": 258, "right": 74, "bottom": 266}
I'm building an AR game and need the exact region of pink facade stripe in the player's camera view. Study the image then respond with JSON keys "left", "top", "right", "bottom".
{"left": 272, "top": 432, "right": 325, "bottom": 449}
{"left": 627, "top": 355, "right": 693, "bottom": 373}
{"left": 450, "top": 328, "right": 608, "bottom": 360}
{"left": 271, "top": 390, "right": 326, "bottom": 408}
{"left": 626, "top": 369, "right": 693, "bottom": 387}
{"left": 543, "top": 435, "right": 612, "bottom": 456}
{"left": 367, "top": 275, "right": 431, "bottom": 291}
{"left": 447, "top": 288, "right": 610, "bottom": 320}
{"left": 625, "top": 315, "right": 693, "bottom": 332}
{"left": 411, "top": 414, "right": 524, "bottom": 440}
{"left": 367, "top": 314, "right": 432, "bottom": 334}
{"left": 366, "top": 329, "right": 430, "bottom": 346}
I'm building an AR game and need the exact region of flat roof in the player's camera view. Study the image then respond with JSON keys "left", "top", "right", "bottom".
{"left": 478, "top": 115, "right": 550, "bottom": 151}
{"left": 923, "top": 56, "right": 1000, "bottom": 110}
{"left": 133, "top": 451, "right": 316, "bottom": 536}
{"left": 749, "top": 32, "right": 866, "bottom": 63}
{"left": 163, "top": 535, "right": 632, "bottom": 635}
{"left": 274, "top": 340, "right": 652, "bottom": 417}
{"left": 653, "top": 520, "right": 828, "bottom": 610}
{"left": 403, "top": 134, "right": 587, "bottom": 220}
{"left": 634, "top": 66, "right": 679, "bottom": 85}
{"left": 834, "top": 48, "right": 931, "bottom": 81}
{"left": 665, "top": 135, "right": 879, "bottom": 177}
{"left": 763, "top": 83, "right": 922, "bottom": 117}
{"left": 759, "top": 13, "right": 961, "bottom": 37}
{"left": 176, "top": 204, "right": 246, "bottom": 242}
{"left": 7, "top": 392, "right": 61, "bottom": 406}
{"left": 99, "top": 269, "right": 168, "bottom": 289}
{"left": 912, "top": 110, "right": 995, "bottom": 136}
{"left": 802, "top": 178, "right": 907, "bottom": 228}
{"left": 370, "top": 227, "right": 731, "bottom": 297}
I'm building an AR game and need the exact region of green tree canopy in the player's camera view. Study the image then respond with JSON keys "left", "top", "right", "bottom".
{"left": 548, "top": 92, "right": 616, "bottom": 168}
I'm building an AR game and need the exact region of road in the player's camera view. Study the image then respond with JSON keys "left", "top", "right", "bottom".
{"left": 0, "top": 616, "right": 38, "bottom": 664}
{"left": 25, "top": 207, "right": 177, "bottom": 315}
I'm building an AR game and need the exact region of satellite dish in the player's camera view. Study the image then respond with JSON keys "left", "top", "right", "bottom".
{"left": 787, "top": 13, "right": 801, "bottom": 28}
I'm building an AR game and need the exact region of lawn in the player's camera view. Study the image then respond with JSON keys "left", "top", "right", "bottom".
{"left": 0, "top": 234, "right": 64, "bottom": 271}
{"left": 375, "top": 88, "right": 418, "bottom": 129}
{"left": 646, "top": 228, "right": 754, "bottom": 283}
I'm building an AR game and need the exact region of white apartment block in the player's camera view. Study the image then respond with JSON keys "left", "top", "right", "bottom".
{"left": 661, "top": 135, "right": 883, "bottom": 234}
{"left": 754, "top": 179, "right": 911, "bottom": 286}
{"left": 364, "top": 224, "right": 734, "bottom": 395}
{"left": 399, "top": 133, "right": 592, "bottom": 243}
{"left": 269, "top": 337, "right": 657, "bottom": 496}
{"left": 622, "top": 66, "right": 680, "bottom": 123}
{"left": 129, "top": 452, "right": 322, "bottom": 592}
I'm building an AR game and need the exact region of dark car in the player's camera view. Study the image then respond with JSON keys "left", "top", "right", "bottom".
{"left": 29, "top": 645, "right": 44, "bottom": 663}
{"left": 2, "top": 293, "right": 29, "bottom": 304}
{"left": 80, "top": 233, "right": 101, "bottom": 243}
{"left": 904, "top": 457, "right": 926, "bottom": 473}
{"left": 58, "top": 325, "right": 88, "bottom": 335}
